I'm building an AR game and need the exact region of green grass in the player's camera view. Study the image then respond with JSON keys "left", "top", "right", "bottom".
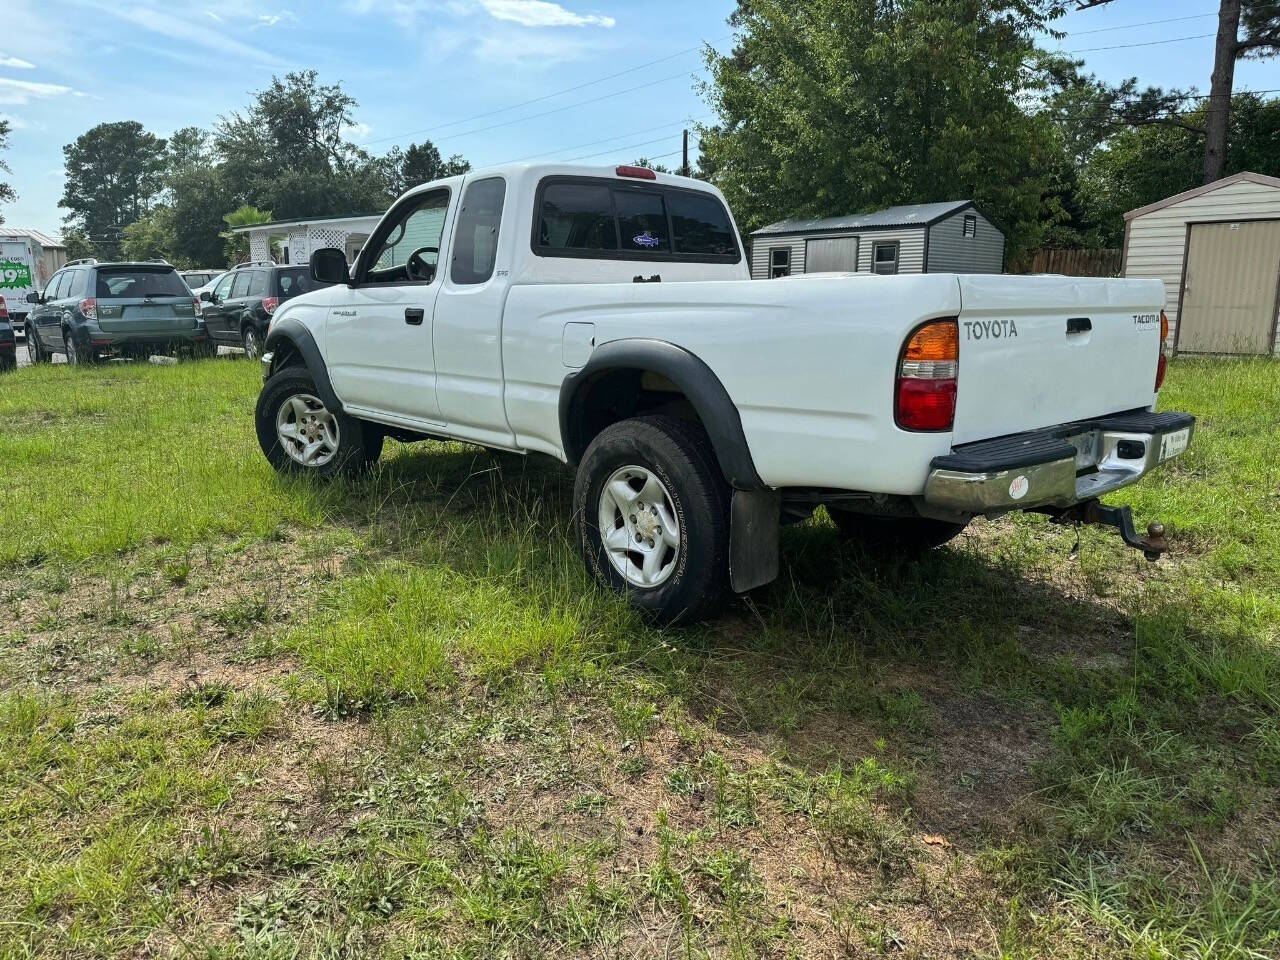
{"left": 1, "top": 354, "right": 1278, "bottom": 958}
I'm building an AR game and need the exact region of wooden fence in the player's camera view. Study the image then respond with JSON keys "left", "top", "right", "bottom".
{"left": 1015, "top": 248, "right": 1123, "bottom": 277}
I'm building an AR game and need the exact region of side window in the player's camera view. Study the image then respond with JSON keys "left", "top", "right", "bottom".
{"left": 451, "top": 177, "right": 506, "bottom": 285}
{"left": 66, "top": 269, "right": 88, "bottom": 298}
{"left": 614, "top": 188, "right": 670, "bottom": 253}
{"left": 365, "top": 189, "right": 450, "bottom": 283}
{"left": 769, "top": 248, "right": 791, "bottom": 279}
{"left": 872, "top": 241, "right": 900, "bottom": 276}
{"left": 247, "top": 270, "right": 268, "bottom": 297}
{"left": 231, "top": 271, "right": 254, "bottom": 299}
{"left": 537, "top": 183, "right": 617, "bottom": 252}
{"left": 212, "top": 273, "right": 235, "bottom": 301}
{"left": 670, "top": 191, "right": 738, "bottom": 258}
{"left": 45, "top": 272, "right": 66, "bottom": 300}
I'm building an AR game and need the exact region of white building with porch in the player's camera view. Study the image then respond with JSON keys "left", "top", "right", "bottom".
{"left": 230, "top": 213, "right": 382, "bottom": 269}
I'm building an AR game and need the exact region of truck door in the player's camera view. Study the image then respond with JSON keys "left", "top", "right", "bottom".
{"left": 431, "top": 176, "right": 516, "bottom": 448}
{"left": 325, "top": 187, "right": 450, "bottom": 424}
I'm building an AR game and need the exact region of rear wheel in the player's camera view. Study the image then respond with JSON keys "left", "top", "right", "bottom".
{"left": 28, "top": 330, "right": 49, "bottom": 364}
{"left": 63, "top": 329, "right": 97, "bottom": 365}
{"left": 828, "top": 509, "right": 968, "bottom": 555}
{"left": 255, "top": 366, "right": 382, "bottom": 477}
{"left": 575, "top": 415, "right": 730, "bottom": 625}
{"left": 242, "top": 326, "right": 262, "bottom": 360}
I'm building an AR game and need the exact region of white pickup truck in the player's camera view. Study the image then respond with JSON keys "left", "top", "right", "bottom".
{"left": 256, "top": 163, "right": 1194, "bottom": 623}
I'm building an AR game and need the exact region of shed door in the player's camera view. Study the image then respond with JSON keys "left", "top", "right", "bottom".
{"left": 1179, "top": 220, "right": 1280, "bottom": 354}
{"left": 804, "top": 236, "right": 858, "bottom": 273}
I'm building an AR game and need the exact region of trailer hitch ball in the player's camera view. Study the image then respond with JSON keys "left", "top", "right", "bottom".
{"left": 1050, "top": 500, "right": 1169, "bottom": 561}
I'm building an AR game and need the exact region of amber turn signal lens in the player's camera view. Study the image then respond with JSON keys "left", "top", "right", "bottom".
{"left": 905, "top": 320, "right": 959, "bottom": 362}
{"left": 1160, "top": 310, "right": 1170, "bottom": 344}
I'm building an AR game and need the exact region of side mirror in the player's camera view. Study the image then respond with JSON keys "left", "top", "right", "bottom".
{"left": 26, "top": 292, "right": 40, "bottom": 304}
{"left": 199, "top": 290, "right": 213, "bottom": 302}
{"left": 311, "top": 247, "right": 351, "bottom": 285}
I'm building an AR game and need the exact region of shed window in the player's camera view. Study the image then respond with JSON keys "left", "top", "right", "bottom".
{"left": 805, "top": 236, "right": 859, "bottom": 273}
{"left": 769, "top": 247, "right": 791, "bottom": 278}
{"left": 872, "top": 241, "right": 899, "bottom": 275}
{"left": 963, "top": 214, "right": 977, "bottom": 239}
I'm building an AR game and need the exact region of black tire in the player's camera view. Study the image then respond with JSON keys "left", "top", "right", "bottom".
{"left": 63, "top": 329, "right": 99, "bottom": 366}
{"left": 828, "top": 509, "right": 968, "bottom": 555}
{"left": 27, "top": 329, "right": 49, "bottom": 365}
{"left": 242, "top": 325, "right": 262, "bottom": 360}
{"left": 255, "top": 366, "right": 383, "bottom": 477}
{"left": 0, "top": 352, "right": 14, "bottom": 373}
{"left": 575, "top": 415, "right": 730, "bottom": 625}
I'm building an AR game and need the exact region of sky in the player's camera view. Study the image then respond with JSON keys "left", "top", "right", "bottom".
{"left": 1, "top": 0, "right": 1277, "bottom": 236}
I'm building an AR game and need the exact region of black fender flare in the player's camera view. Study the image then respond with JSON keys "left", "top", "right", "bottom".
{"left": 559, "top": 338, "right": 764, "bottom": 490}
{"left": 263, "top": 318, "right": 342, "bottom": 413}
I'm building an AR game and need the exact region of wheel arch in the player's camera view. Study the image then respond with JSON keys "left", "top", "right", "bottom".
{"left": 263, "top": 318, "right": 342, "bottom": 412}
{"left": 558, "top": 338, "right": 764, "bottom": 490}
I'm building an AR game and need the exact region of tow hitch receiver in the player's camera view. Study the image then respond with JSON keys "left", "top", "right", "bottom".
{"left": 1049, "top": 499, "right": 1168, "bottom": 561}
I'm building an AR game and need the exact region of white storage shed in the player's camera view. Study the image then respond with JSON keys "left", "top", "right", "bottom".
{"left": 1123, "top": 171, "right": 1280, "bottom": 355}
{"left": 749, "top": 201, "right": 1005, "bottom": 280}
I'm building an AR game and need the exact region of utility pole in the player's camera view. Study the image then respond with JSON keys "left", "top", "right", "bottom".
{"left": 681, "top": 129, "right": 690, "bottom": 178}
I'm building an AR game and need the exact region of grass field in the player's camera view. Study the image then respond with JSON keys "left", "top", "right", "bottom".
{"left": 1, "top": 355, "right": 1277, "bottom": 959}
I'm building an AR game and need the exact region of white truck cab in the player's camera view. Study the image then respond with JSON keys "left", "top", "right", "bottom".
{"left": 256, "top": 163, "right": 1194, "bottom": 623}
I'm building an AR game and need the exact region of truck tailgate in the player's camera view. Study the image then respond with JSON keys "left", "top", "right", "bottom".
{"left": 952, "top": 275, "right": 1165, "bottom": 445}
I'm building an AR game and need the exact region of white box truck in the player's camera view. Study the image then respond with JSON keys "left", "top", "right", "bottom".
{"left": 1, "top": 234, "right": 52, "bottom": 337}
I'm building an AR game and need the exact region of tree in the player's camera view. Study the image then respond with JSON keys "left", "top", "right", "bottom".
{"left": 634, "top": 158, "right": 674, "bottom": 174}
{"left": 1204, "top": 0, "right": 1280, "bottom": 182}
{"left": 0, "top": 118, "right": 15, "bottom": 225}
{"left": 221, "top": 205, "right": 273, "bottom": 265}
{"left": 698, "top": 0, "right": 1066, "bottom": 260}
{"left": 60, "top": 226, "right": 94, "bottom": 262}
{"left": 60, "top": 121, "right": 168, "bottom": 259}
{"left": 121, "top": 206, "right": 178, "bottom": 264}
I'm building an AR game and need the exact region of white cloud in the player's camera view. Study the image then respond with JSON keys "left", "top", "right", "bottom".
{"left": 254, "top": 10, "right": 297, "bottom": 28}
{"left": 71, "top": 0, "right": 280, "bottom": 65}
{"left": 0, "top": 77, "right": 76, "bottom": 106}
{"left": 0, "top": 56, "right": 37, "bottom": 70}
{"left": 0, "top": 113, "right": 28, "bottom": 130}
{"left": 345, "top": 121, "right": 373, "bottom": 141}
{"left": 479, "top": 0, "right": 614, "bottom": 28}
{"left": 204, "top": 10, "right": 222, "bottom": 21}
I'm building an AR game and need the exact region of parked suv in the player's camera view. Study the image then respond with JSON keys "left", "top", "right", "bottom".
{"left": 181, "top": 269, "right": 223, "bottom": 290}
{"left": 25, "top": 259, "right": 206, "bottom": 365}
{"left": 0, "top": 295, "right": 15, "bottom": 372}
{"left": 200, "top": 261, "right": 329, "bottom": 359}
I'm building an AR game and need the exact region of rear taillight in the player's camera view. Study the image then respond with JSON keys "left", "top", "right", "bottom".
{"left": 261, "top": 296, "right": 280, "bottom": 316}
{"left": 0, "top": 295, "right": 8, "bottom": 320}
{"left": 1155, "top": 310, "right": 1170, "bottom": 391}
{"left": 79, "top": 298, "right": 97, "bottom": 321}
{"left": 192, "top": 296, "right": 201, "bottom": 316}
{"left": 896, "top": 319, "right": 959, "bottom": 432}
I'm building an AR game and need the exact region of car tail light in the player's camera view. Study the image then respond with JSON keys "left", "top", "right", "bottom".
{"left": 79, "top": 298, "right": 97, "bottom": 321}
{"left": 192, "top": 296, "right": 201, "bottom": 315}
{"left": 0, "top": 295, "right": 7, "bottom": 319}
{"left": 896, "top": 319, "right": 959, "bottom": 432}
{"left": 261, "top": 296, "right": 280, "bottom": 316}
{"left": 1155, "top": 310, "right": 1170, "bottom": 391}
{"left": 616, "top": 165, "right": 657, "bottom": 180}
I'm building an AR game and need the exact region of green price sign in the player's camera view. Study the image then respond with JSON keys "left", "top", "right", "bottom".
{"left": 0, "top": 260, "right": 34, "bottom": 290}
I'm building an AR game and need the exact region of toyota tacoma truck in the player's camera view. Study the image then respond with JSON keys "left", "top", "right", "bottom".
{"left": 255, "top": 163, "right": 1193, "bottom": 623}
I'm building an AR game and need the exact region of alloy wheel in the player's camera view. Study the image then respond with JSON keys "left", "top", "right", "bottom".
{"left": 275, "top": 393, "right": 340, "bottom": 468}
{"left": 597, "top": 464, "right": 681, "bottom": 588}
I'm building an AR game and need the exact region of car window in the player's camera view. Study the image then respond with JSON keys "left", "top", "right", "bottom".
{"left": 364, "top": 189, "right": 450, "bottom": 283}
{"left": 451, "top": 177, "right": 506, "bottom": 285}
{"left": 66, "top": 269, "right": 89, "bottom": 299}
{"left": 45, "top": 272, "right": 66, "bottom": 300}
{"left": 95, "top": 268, "right": 190, "bottom": 299}
{"left": 669, "top": 192, "right": 738, "bottom": 257}
{"left": 247, "top": 270, "right": 268, "bottom": 297}
{"left": 614, "top": 188, "right": 670, "bottom": 254}
{"left": 537, "top": 183, "right": 617, "bottom": 252}
{"left": 211, "top": 273, "right": 235, "bottom": 301}
{"left": 231, "top": 271, "right": 254, "bottom": 298}
{"left": 276, "top": 267, "right": 322, "bottom": 298}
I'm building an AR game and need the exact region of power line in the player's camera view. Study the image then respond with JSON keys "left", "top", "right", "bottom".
{"left": 1064, "top": 32, "right": 1216, "bottom": 54}
{"left": 365, "top": 35, "right": 731, "bottom": 148}
{"left": 563, "top": 132, "right": 695, "bottom": 164}
{"left": 501, "top": 117, "right": 713, "bottom": 164}
{"left": 1065, "top": 13, "right": 1216, "bottom": 36}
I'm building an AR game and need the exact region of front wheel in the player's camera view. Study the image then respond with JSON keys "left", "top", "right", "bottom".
{"left": 828, "top": 509, "right": 968, "bottom": 555}
{"left": 575, "top": 415, "right": 730, "bottom": 625}
{"left": 28, "top": 330, "right": 49, "bottom": 364}
{"left": 255, "top": 367, "right": 383, "bottom": 477}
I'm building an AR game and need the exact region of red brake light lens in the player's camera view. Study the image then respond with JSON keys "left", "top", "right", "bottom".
{"left": 79, "top": 298, "right": 97, "bottom": 321}
{"left": 0, "top": 295, "right": 8, "bottom": 320}
{"left": 261, "top": 296, "right": 280, "bottom": 315}
{"left": 896, "top": 319, "right": 959, "bottom": 432}
{"left": 616, "top": 165, "right": 657, "bottom": 180}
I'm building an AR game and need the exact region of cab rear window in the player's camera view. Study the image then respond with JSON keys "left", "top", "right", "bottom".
{"left": 95, "top": 268, "right": 189, "bottom": 299}
{"left": 533, "top": 177, "right": 740, "bottom": 263}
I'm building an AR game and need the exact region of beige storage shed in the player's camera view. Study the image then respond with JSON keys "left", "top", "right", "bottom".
{"left": 1123, "top": 171, "right": 1280, "bottom": 355}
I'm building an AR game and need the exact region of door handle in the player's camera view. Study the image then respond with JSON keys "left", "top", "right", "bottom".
{"left": 405, "top": 307, "right": 424, "bottom": 325}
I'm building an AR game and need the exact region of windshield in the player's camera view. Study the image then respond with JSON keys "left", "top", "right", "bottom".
{"left": 96, "top": 268, "right": 190, "bottom": 299}
{"left": 276, "top": 268, "right": 326, "bottom": 299}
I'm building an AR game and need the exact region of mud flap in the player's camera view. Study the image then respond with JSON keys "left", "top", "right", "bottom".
{"left": 730, "top": 489, "right": 781, "bottom": 593}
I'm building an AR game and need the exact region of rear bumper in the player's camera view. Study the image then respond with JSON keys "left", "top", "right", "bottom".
{"left": 924, "top": 410, "right": 1195, "bottom": 514}
{"left": 88, "top": 328, "right": 207, "bottom": 352}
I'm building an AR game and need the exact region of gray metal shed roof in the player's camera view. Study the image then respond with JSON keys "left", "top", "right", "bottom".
{"left": 0, "top": 227, "right": 65, "bottom": 248}
{"left": 753, "top": 200, "right": 978, "bottom": 237}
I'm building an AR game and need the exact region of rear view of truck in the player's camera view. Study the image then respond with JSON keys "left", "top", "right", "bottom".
{"left": 899, "top": 274, "right": 1192, "bottom": 557}
{"left": 0, "top": 235, "right": 43, "bottom": 337}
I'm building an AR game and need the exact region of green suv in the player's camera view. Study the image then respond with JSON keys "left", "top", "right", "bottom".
{"left": 25, "top": 259, "right": 207, "bottom": 365}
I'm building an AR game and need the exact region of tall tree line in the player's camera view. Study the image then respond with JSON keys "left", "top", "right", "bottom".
{"left": 60, "top": 71, "right": 468, "bottom": 267}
